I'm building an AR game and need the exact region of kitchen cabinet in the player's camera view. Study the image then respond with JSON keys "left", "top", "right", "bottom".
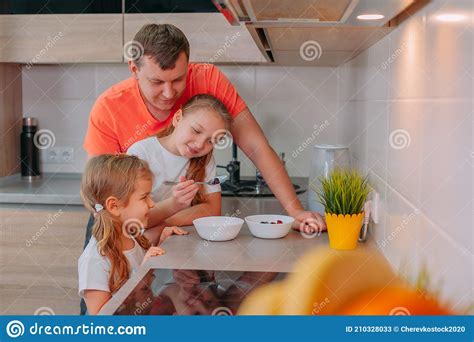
{"left": 0, "top": 64, "right": 22, "bottom": 177}
{"left": 0, "top": 206, "right": 88, "bottom": 314}
{"left": 124, "top": 13, "right": 267, "bottom": 64}
{"left": 0, "top": 12, "right": 266, "bottom": 64}
{"left": 0, "top": 14, "right": 123, "bottom": 63}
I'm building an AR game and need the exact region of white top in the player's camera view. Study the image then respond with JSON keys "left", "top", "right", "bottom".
{"left": 78, "top": 236, "right": 146, "bottom": 297}
{"left": 127, "top": 136, "right": 221, "bottom": 201}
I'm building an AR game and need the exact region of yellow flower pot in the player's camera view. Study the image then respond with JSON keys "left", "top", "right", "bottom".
{"left": 325, "top": 212, "right": 364, "bottom": 250}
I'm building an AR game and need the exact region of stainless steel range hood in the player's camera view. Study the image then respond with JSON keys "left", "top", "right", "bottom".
{"left": 214, "top": 0, "right": 418, "bottom": 66}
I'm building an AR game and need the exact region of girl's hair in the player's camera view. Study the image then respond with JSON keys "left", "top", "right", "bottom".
{"left": 156, "top": 94, "right": 233, "bottom": 205}
{"left": 80, "top": 154, "right": 153, "bottom": 294}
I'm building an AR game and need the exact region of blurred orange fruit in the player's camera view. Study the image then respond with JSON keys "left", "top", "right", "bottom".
{"left": 338, "top": 286, "right": 451, "bottom": 315}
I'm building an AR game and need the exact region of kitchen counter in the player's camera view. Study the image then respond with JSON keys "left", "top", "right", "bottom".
{"left": 0, "top": 173, "right": 309, "bottom": 206}
{"left": 0, "top": 173, "right": 82, "bottom": 205}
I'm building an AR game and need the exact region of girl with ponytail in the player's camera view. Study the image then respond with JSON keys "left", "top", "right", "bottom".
{"left": 78, "top": 154, "right": 187, "bottom": 314}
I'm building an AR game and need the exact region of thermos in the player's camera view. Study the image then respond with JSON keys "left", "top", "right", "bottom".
{"left": 20, "top": 117, "right": 41, "bottom": 180}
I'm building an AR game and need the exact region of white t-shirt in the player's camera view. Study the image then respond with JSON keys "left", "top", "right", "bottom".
{"left": 127, "top": 136, "right": 221, "bottom": 201}
{"left": 78, "top": 236, "right": 146, "bottom": 298}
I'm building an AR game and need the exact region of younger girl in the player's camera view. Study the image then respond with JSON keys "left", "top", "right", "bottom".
{"left": 78, "top": 154, "right": 186, "bottom": 314}
{"left": 128, "top": 94, "right": 233, "bottom": 234}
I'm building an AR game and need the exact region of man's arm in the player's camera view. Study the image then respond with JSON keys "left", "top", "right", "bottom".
{"left": 230, "top": 107, "right": 303, "bottom": 216}
{"left": 231, "top": 107, "right": 325, "bottom": 231}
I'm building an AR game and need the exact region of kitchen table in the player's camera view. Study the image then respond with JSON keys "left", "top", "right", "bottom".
{"left": 99, "top": 224, "right": 374, "bottom": 314}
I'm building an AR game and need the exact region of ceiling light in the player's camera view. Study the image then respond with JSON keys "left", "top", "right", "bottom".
{"left": 357, "top": 14, "right": 385, "bottom": 20}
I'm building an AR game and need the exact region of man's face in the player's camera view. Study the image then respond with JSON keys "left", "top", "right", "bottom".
{"left": 130, "top": 52, "right": 188, "bottom": 112}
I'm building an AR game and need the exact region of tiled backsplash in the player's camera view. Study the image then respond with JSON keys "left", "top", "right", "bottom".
{"left": 22, "top": 64, "right": 339, "bottom": 177}
{"left": 337, "top": 0, "right": 472, "bottom": 309}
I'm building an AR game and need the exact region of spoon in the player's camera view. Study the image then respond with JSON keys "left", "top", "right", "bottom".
{"left": 163, "top": 174, "right": 228, "bottom": 186}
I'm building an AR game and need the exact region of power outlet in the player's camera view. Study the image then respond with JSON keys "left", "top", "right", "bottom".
{"left": 45, "top": 146, "right": 74, "bottom": 164}
{"left": 61, "top": 147, "right": 74, "bottom": 164}
{"left": 370, "top": 191, "right": 381, "bottom": 224}
{"left": 46, "top": 147, "right": 61, "bottom": 163}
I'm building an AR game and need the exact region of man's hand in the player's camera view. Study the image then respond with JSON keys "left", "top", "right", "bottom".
{"left": 293, "top": 211, "right": 327, "bottom": 234}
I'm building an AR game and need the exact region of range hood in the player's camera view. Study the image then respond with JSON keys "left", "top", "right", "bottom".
{"left": 214, "top": 0, "right": 418, "bottom": 66}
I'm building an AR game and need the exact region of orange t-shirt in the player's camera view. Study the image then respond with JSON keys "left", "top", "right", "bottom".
{"left": 83, "top": 63, "right": 247, "bottom": 155}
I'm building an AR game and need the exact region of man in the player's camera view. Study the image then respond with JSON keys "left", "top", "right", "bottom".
{"left": 84, "top": 23, "right": 325, "bottom": 233}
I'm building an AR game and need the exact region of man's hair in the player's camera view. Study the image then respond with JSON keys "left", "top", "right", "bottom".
{"left": 133, "top": 23, "right": 190, "bottom": 70}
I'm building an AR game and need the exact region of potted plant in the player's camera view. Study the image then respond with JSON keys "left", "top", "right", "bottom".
{"left": 316, "top": 168, "right": 370, "bottom": 250}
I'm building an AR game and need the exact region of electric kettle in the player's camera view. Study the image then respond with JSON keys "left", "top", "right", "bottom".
{"left": 307, "top": 144, "right": 351, "bottom": 213}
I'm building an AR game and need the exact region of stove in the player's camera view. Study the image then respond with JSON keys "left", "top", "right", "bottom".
{"left": 218, "top": 143, "right": 306, "bottom": 197}
{"left": 221, "top": 179, "right": 305, "bottom": 197}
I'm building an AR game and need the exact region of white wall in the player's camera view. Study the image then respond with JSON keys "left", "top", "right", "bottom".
{"left": 337, "top": 0, "right": 472, "bottom": 309}
{"left": 22, "top": 64, "right": 339, "bottom": 177}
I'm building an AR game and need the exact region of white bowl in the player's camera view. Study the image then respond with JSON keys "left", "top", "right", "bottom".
{"left": 193, "top": 216, "right": 244, "bottom": 241}
{"left": 245, "top": 215, "right": 294, "bottom": 239}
